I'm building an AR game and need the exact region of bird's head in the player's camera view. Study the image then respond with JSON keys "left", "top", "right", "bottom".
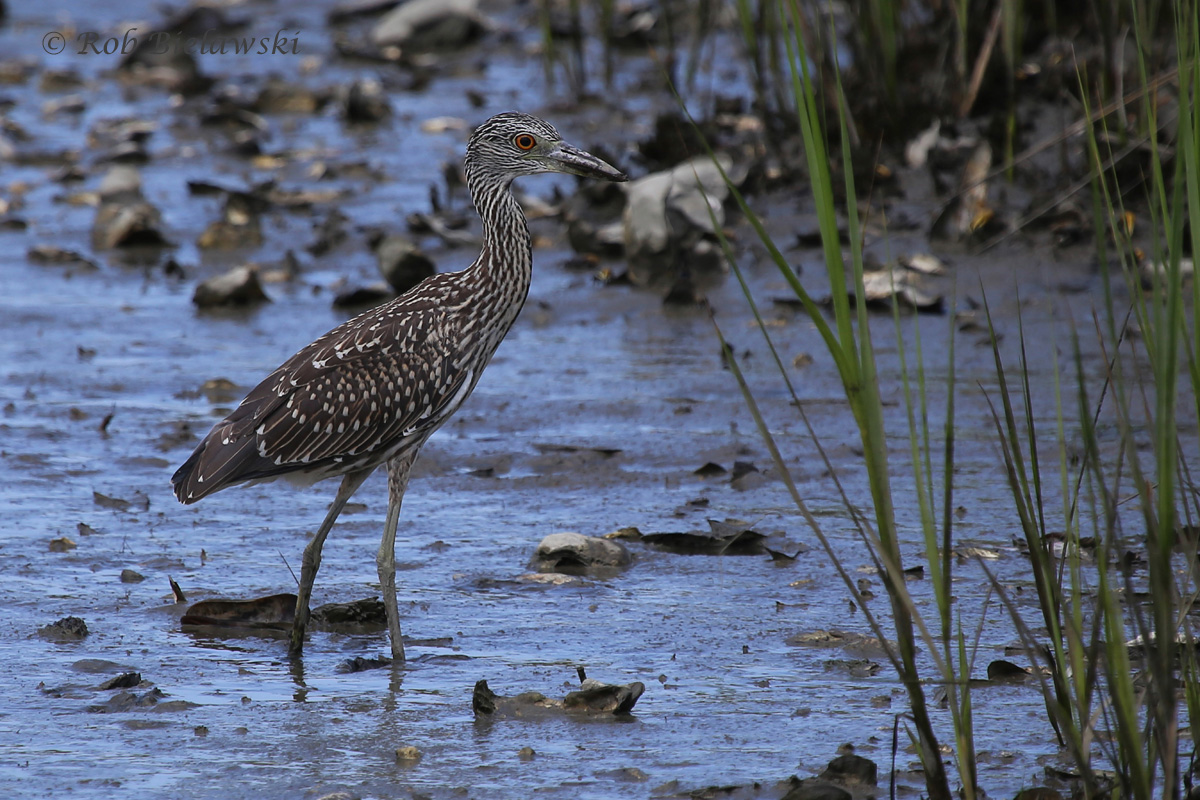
{"left": 465, "top": 112, "right": 627, "bottom": 186}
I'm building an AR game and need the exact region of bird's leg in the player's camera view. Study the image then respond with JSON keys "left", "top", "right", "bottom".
{"left": 379, "top": 453, "right": 416, "bottom": 662}
{"left": 289, "top": 467, "right": 373, "bottom": 658}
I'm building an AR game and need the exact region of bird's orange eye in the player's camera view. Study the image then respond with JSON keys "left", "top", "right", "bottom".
{"left": 514, "top": 133, "right": 536, "bottom": 151}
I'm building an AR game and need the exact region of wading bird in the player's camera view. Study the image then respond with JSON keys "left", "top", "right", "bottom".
{"left": 172, "top": 112, "right": 627, "bottom": 660}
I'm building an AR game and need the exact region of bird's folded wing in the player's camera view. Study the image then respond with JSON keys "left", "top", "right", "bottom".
{"left": 174, "top": 294, "right": 472, "bottom": 500}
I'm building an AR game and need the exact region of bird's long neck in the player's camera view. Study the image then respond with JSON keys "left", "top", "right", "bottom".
{"left": 466, "top": 170, "right": 533, "bottom": 330}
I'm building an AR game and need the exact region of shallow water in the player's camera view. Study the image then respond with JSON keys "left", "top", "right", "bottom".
{"left": 1, "top": 2, "right": 1194, "bottom": 798}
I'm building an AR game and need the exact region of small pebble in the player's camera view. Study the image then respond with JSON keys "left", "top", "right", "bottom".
{"left": 517, "top": 746, "right": 536, "bottom": 761}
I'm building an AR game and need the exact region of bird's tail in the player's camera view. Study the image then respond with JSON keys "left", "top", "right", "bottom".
{"left": 170, "top": 426, "right": 260, "bottom": 504}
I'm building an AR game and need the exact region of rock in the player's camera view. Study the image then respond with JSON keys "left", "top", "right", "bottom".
{"left": 97, "top": 672, "right": 143, "bottom": 690}
{"left": 328, "top": 0, "right": 403, "bottom": 23}
{"left": 98, "top": 165, "right": 143, "bottom": 198}
{"left": 622, "top": 154, "right": 736, "bottom": 290}
{"left": 819, "top": 754, "right": 878, "bottom": 786}
{"left": 39, "top": 616, "right": 89, "bottom": 641}
{"left": 374, "top": 234, "right": 435, "bottom": 293}
{"left": 344, "top": 78, "right": 392, "bottom": 123}
{"left": 86, "top": 688, "right": 165, "bottom": 713}
{"left": 371, "top": 0, "right": 490, "bottom": 50}
{"left": 120, "top": 568, "right": 145, "bottom": 583}
{"left": 785, "top": 630, "right": 896, "bottom": 660}
{"left": 72, "top": 658, "right": 134, "bottom": 674}
{"left": 1140, "top": 256, "right": 1195, "bottom": 286}
{"left": 567, "top": 217, "right": 624, "bottom": 258}
{"left": 118, "top": 5, "right": 243, "bottom": 92}
{"left": 28, "top": 245, "right": 99, "bottom": 272}
{"left": 986, "top": 659, "right": 1033, "bottom": 683}
{"left": 855, "top": 267, "right": 943, "bottom": 312}
{"left": 92, "top": 198, "right": 168, "bottom": 249}
{"left": 197, "top": 193, "right": 265, "bottom": 250}
{"left": 1014, "top": 789, "right": 1064, "bottom": 800}
{"left": 311, "top": 597, "right": 387, "bottom": 629}
{"left": 118, "top": 34, "right": 210, "bottom": 94}
{"left": 253, "top": 80, "right": 330, "bottom": 114}
{"left": 91, "top": 166, "right": 170, "bottom": 249}
{"left": 781, "top": 779, "right": 852, "bottom": 800}
{"left": 338, "top": 656, "right": 393, "bottom": 673}
{"left": 48, "top": 536, "right": 76, "bottom": 552}
{"left": 308, "top": 210, "right": 349, "bottom": 256}
{"left": 192, "top": 265, "right": 270, "bottom": 308}
{"left": 637, "top": 111, "right": 712, "bottom": 168}
{"left": 533, "top": 532, "right": 631, "bottom": 574}
{"left": 332, "top": 284, "right": 393, "bottom": 309}
{"left": 395, "top": 745, "right": 422, "bottom": 764}
{"left": 91, "top": 118, "right": 156, "bottom": 164}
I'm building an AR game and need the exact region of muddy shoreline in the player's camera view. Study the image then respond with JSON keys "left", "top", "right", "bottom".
{"left": 0, "top": 0, "right": 1190, "bottom": 798}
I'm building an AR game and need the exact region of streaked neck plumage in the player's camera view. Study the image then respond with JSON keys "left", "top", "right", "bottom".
{"left": 464, "top": 165, "right": 533, "bottom": 331}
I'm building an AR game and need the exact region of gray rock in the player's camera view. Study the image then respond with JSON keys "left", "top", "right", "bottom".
{"left": 92, "top": 201, "right": 167, "bottom": 248}
{"left": 621, "top": 154, "right": 735, "bottom": 289}
{"left": 98, "top": 165, "right": 143, "bottom": 198}
{"left": 345, "top": 78, "right": 392, "bottom": 123}
{"left": 375, "top": 234, "right": 435, "bottom": 293}
{"left": 857, "top": 267, "right": 943, "bottom": 312}
{"left": 371, "top": 0, "right": 489, "bottom": 50}
{"left": 91, "top": 166, "right": 170, "bottom": 249}
{"left": 533, "top": 532, "right": 631, "bottom": 573}
{"left": 192, "top": 265, "right": 270, "bottom": 308}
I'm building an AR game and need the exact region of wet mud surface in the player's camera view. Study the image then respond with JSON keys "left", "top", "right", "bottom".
{"left": 0, "top": 1, "right": 1194, "bottom": 798}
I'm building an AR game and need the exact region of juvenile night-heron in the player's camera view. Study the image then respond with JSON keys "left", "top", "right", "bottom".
{"left": 172, "top": 112, "right": 626, "bottom": 660}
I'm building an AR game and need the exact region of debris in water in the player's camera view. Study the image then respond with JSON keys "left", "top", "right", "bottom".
{"left": 48, "top": 536, "right": 76, "bottom": 552}
{"left": 181, "top": 593, "right": 295, "bottom": 630}
{"left": 394, "top": 745, "right": 422, "bottom": 765}
{"left": 26, "top": 245, "right": 99, "bottom": 271}
{"left": 642, "top": 519, "right": 766, "bottom": 555}
{"left": 986, "top": 659, "right": 1034, "bottom": 684}
{"left": 473, "top": 672, "right": 644, "bottom": 718}
{"left": 39, "top": 616, "right": 89, "bottom": 641}
{"left": 93, "top": 491, "right": 131, "bottom": 511}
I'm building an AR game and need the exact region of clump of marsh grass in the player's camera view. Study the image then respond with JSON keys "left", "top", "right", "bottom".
{"left": 696, "top": 0, "right": 1200, "bottom": 796}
